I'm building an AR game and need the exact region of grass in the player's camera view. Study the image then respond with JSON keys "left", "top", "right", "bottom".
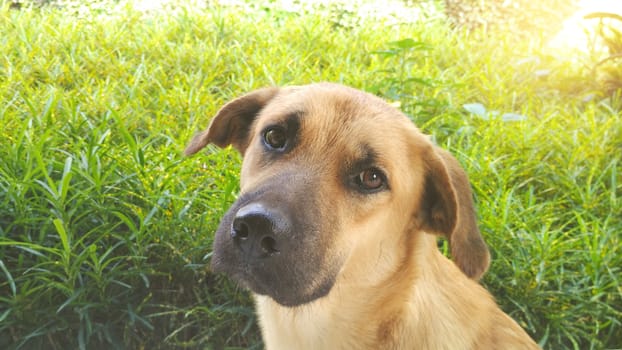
{"left": 0, "top": 0, "right": 620, "bottom": 349}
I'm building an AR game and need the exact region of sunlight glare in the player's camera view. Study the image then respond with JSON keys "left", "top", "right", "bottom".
{"left": 548, "top": 0, "right": 622, "bottom": 53}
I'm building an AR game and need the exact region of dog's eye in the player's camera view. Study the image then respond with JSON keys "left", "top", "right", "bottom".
{"left": 263, "top": 127, "right": 287, "bottom": 150}
{"left": 356, "top": 168, "right": 386, "bottom": 192}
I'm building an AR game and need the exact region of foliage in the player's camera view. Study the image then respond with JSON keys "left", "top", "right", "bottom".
{"left": 443, "top": 0, "right": 578, "bottom": 38}
{"left": 587, "top": 11, "right": 622, "bottom": 95}
{"left": 0, "top": 1, "right": 620, "bottom": 349}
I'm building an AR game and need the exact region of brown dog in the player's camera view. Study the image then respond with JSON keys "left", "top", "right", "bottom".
{"left": 185, "top": 83, "right": 540, "bottom": 349}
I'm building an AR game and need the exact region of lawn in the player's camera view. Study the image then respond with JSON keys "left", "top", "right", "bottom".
{"left": 0, "top": 1, "right": 620, "bottom": 349}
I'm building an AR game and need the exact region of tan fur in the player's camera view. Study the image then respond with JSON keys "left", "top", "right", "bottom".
{"left": 257, "top": 234, "right": 536, "bottom": 349}
{"left": 186, "top": 83, "right": 540, "bottom": 349}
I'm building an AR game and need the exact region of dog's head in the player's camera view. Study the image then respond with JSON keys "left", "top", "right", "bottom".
{"left": 186, "top": 83, "right": 490, "bottom": 307}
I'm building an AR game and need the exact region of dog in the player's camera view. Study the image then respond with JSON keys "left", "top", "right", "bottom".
{"left": 185, "top": 83, "right": 540, "bottom": 349}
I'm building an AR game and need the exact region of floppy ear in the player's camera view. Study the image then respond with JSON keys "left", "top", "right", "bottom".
{"left": 419, "top": 147, "right": 490, "bottom": 280}
{"left": 184, "top": 87, "right": 280, "bottom": 155}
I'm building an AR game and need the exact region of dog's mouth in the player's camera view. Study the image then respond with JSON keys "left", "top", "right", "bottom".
{"left": 210, "top": 189, "right": 342, "bottom": 307}
{"left": 211, "top": 232, "right": 338, "bottom": 307}
{"left": 219, "top": 260, "right": 336, "bottom": 307}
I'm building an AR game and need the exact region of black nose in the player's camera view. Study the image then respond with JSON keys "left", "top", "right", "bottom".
{"left": 231, "top": 203, "right": 285, "bottom": 258}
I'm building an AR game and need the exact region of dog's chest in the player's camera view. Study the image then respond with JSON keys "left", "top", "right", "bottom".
{"left": 255, "top": 296, "right": 377, "bottom": 350}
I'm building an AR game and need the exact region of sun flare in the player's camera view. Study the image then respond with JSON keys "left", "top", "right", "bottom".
{"left": 548, "top": 0, "right": 622, "bottom": 52}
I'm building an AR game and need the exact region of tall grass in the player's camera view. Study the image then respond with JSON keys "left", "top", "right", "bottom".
{"left": 0, "top": 1, "right": 620, "bottom": 349}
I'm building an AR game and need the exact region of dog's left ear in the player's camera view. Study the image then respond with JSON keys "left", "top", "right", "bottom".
{"left": 419, "top": 147, "right": 490, "bottom": 280}
{"left": 184, "top": 87, "right": 280, "bottom": 155}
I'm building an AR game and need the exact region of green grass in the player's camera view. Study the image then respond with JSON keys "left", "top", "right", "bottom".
{"left": 0, "top": 1, "right": 620, "bottom": 349}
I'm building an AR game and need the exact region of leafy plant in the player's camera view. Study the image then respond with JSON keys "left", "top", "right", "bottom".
{"left": 586, "top": 12, "right": 622, "bottom": 95}
{"left": 463, "top": 102, "right": 527, "bottom": 121}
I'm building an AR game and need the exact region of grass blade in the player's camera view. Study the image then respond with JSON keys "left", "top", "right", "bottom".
{"left": 0, "top": 260, "right": 16, "bottom": 296}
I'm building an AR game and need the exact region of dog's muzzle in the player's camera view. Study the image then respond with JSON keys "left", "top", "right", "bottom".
{"left": 210, "top": 174, "right": 342, "bottom": 307}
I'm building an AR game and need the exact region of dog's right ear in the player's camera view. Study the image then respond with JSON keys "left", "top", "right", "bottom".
{"left": 436, "top": 148, "right": 490, "bottom": 280}
{"left": 419, "top": 146, "right": 490, "bottom": 280}
{"left": 184, "top": 87, "right": 280, "bottom": 155}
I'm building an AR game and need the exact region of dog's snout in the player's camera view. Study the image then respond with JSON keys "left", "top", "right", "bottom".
{"left": 232, "top": 203, "right": 286, "bottom": 258}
